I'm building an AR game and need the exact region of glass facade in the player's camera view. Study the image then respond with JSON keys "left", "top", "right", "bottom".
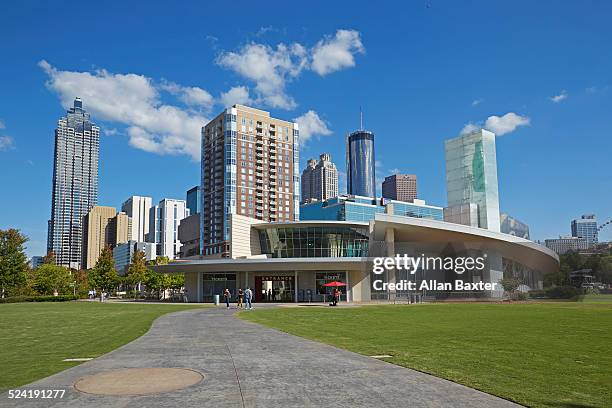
{"left": 300, "top": 196, "right": 443, "bottom": 223}
{"left": 186, "top": 186, "right": 201, "bottom": 215}
{"left": 48, "top": 98, "right": 100, "bottom": 269}
{"left": 571, "top": 215, "right": 598, "bottom": 246}
{"left": 258, "top": 225, "right": 369, "bottom": 258}
{"left": 445, "top": 129, "right": 500, "bottom": 231}
{"left": 346, "top": 131, "right": 376, "bottom": 197}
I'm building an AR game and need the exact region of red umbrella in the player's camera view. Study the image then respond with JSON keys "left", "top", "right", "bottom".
{"left": 323, "top": 281, "right": 347, "bottom": 287}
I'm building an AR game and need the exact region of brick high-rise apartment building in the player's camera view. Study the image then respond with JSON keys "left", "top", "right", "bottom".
{"left": 382, "top": 174, "right": 417, "bottom": 202}
{"left": 201, "top": 105, "right": 300, "bottom": 257}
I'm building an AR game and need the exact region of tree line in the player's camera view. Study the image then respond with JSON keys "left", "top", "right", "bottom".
{"left": 0, "top": 228, "right": 184, "bottom": 300}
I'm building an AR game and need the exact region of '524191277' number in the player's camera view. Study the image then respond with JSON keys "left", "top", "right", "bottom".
{"left": 8, "top": 389, "right": 66, "bottom": 399}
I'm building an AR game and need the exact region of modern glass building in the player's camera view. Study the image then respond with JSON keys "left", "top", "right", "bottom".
{"left": 155, "top": 215, "right": 559, "bottom": 303}
{"left": 445, "top": 129, "right": 500, "bottom": 232}
{"left": 186, "top": 186, "right": 201, "bottom": 215}
{"left": 500, "top": 213, "right": 530, "bottom": 239}
{"left": 571, "top": 214, "right": 598, "bottom": 247}
{"left": 346, "top": 130, "right": 376, "bottom": 197}
{"left": 300, "top": 195, "right": 443, "bottom": 223}
{"left": 47, "top": 98, "right": 100, "bottom": 269}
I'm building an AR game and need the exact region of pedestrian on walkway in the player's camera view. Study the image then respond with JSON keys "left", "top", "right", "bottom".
{"left": 244, "top": 287, "right": 253, "bottom": 310}
{"left": 237, "top": 288, "right": 244, "bottom": 309}
{"left": 223, "top": 288, "right": 231, "bottom": 308}
{"left": 333, "top": 288, "right": 340, "bottom": 306}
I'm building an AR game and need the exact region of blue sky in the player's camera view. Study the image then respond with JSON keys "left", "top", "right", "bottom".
{"left": 0, "top": 0, "right": 611, "bottom": 257}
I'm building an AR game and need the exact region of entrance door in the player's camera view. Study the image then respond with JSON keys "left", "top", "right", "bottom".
{"left": 255, "top": 275, "right": 295, "bottom": 302}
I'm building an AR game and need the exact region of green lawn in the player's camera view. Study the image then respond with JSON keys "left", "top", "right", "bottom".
{"left": 240, "top": 300, "right": 612, "bottom": 408}
{"left": 0, "top": 301, "right": 203, "bottom": 392}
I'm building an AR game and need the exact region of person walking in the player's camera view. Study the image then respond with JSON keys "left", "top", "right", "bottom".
{"left": 237, "top": 288, "right": 244, "bottom": 309}
{"left": 244, "top": 287, "right": 253, "bottom": 310}
{"left": 333, "top": 288, "right": 340, "bottom": 306}
{"left": 223, "top": 288, "right": 231, "bottom": 308}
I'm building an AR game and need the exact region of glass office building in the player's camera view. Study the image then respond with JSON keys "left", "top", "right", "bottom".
{"left": 571, "top": 214, "right": 598, "bottom": 247}
{"left": 445, "top": 129, "right": 500, "bottom": 232}
{"left": 186, "top": 186, "right": 201, "bottom": 215}
{"left": 300, "top": 195, "right": 443, "bottom": 223}
{"left": 346, "top": 130, "right": 376, "bottom": 197}
{"left": 48, "top": 98, "right": 100, "bottom": 269}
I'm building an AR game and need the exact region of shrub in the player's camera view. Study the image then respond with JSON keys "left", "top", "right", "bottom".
{"left": 516, "top": 292, "right": 529, "bottom": 301}
{"left": 545, "top": 286, "right": 582, "bottom": 299}
{"left": 0, "top": 295, "right": 78, "bottom": 304}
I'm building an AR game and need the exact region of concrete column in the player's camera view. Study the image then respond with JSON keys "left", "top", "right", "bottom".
{"left": 294, "top": 270, "right": 298, "bottom": 303}
{"left": 197, "top": 272, "right": 202, "bottom": 303}
{"left": 346, "top": 270, "right": 351, "bottom": 303}
{"left": 385, "top": 227, "right": 396, "bottom": 300}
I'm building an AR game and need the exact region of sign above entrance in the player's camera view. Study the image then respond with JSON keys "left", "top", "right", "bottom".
{"left": 259, "top": 276, "right": 294, "bottom": 281}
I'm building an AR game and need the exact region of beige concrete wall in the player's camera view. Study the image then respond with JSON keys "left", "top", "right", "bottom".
{"left": 349, "top": 268, "right": 371, "bottom": 302}
{"left": 184, "top": 272, "right": 201, "bottom": 303}
{"left": 230, "top": 214, "right": 264, "bottom": 258}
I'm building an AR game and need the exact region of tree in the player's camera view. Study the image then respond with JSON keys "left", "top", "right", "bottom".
{"left": 143, "top": 267, "right": 163, "bottom": 299}
{"left": 73, "top": 269, "right": 89, "bottom": 298}
{"left": 126, "top": 250, "right": 147, "bottom": 298}
{"left": 499, "top": 277, "right": 522, "bottom": 300}
{"left": 0, "top": 229, "right": 29, "bottom": 298}
{"left": 42, "top": 250, "right": 57, "bottom": 265}
{"left": 31, "top": 264, "right": 72, "bottom": 295}
{"left": 89, "top": 246, "right": 119, "bottom": 298}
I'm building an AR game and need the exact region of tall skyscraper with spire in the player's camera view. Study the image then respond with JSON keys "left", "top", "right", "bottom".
{"left": 47, "top": 98, "right": 100, "bottom": 269}
{"left": 346, "top": 110, "right": 376, "bottom": 198}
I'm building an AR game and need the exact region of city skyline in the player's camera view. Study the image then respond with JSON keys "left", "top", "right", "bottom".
{"left": 1, "top": 1, "right": 611, "bottom": 258}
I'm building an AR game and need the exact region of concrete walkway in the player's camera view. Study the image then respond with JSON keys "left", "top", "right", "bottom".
{"left": 1, "top": 306, "right": 520, "bottom": 408}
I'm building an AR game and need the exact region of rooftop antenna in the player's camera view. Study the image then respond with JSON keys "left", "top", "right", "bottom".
{"left": 360, "top": 106, "right": 363, "bottom": 131}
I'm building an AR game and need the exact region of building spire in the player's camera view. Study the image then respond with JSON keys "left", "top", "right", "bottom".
{"left": 359, "top": 106, "right": 363, "bottom": 131}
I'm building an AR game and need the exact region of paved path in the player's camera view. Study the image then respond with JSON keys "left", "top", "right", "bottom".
{"left": 1, "top": 306, "right": 520, "bottom": 408}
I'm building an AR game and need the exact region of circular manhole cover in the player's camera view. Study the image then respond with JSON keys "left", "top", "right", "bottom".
{"left": 74, "top": 368, "right": 204, "bottom": 396}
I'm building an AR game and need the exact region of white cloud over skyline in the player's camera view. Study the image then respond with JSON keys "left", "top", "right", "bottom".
{"left": 217, "top": 29, "right": 364, "bottom": 110}
{"left": 39, "top": 60, "right": 209, "bottom": 160}
{"left": 460, "top": 112, "right": 530, "bottom": 136}
{"left": 293, "top": 110, "right": 332, "bottom": 142}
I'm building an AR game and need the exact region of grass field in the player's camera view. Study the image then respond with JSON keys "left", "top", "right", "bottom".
{"left": 240, "top": 300, "right": 612, "bottom": 408}
{"left": 0, "top": 301, "right": 202, "bottom": 392}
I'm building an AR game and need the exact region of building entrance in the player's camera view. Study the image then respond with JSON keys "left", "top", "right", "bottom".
{"left": 255, "top": 275, "right": 295, "bottom": 302}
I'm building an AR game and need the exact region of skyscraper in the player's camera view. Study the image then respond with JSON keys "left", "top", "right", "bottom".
{"left": 346, "top": 130, "right": 376, "bottom": 198}
{"left": 201, "top": 105, "right": 299, "bottom": 257}
{"left": 186, "top": 186, "right": 201, "bottom": 215}
{"left": 82, "top": 206, "right": 130, "bottom": 269}
{"left": 301, "top": 153, "right": 339, "bottom": 203}
{"left": 48, "top": 98, "right": 100, "bottom": 269}
{"left": 382, "top": 174, "right": 417, "bottom": 202}
{"left": 445, "top": 129, "right": 500, "bottom": 232}
{"left": 147, "top": 198, "right": 189, "bottom": 260}
{"left": 121, "top": 196, "right": 152, "bottom": 242}
{"left": 571, "top": 214, "right": 598, "bottom": 247}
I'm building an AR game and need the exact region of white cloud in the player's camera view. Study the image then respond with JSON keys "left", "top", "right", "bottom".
{"left": 484, "top": 112, "right": 530, "bottom": 136}
{"left": 217, "top": 42, "right": 307, "bottom": 109}
{"left": 220, "top": 86, "right": 253, "bottom": 107}
{"left": 39, "top": 60, "right": 208, "bottom": 160}
{"left": 460, "top": 122, "right": 480, "bottom": 135}
{"left": 471, "top": 98, "right": 483, "bottom": 106}
{"left": 388, "top": 168, "right": 401, "bottom": 175}
{"left": 311, "top": 29, "right": 364, "bottom": 75}
{"left": 549, "top": 90, "right": 568, "bottom": 103}
{"left": 217, "top": 29, "right": 364, "bottom": 110}
{"left": 460, "top": 112, "right": 530, "bottom": 136}
{"left": 293, "top": 110, "right": 332, "bottom": 142}
{"left": 0, "top": 135, "right": 14, "bottom": 151}
{"left": 160, "top": 81, "right": 214, "bottom": 110}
